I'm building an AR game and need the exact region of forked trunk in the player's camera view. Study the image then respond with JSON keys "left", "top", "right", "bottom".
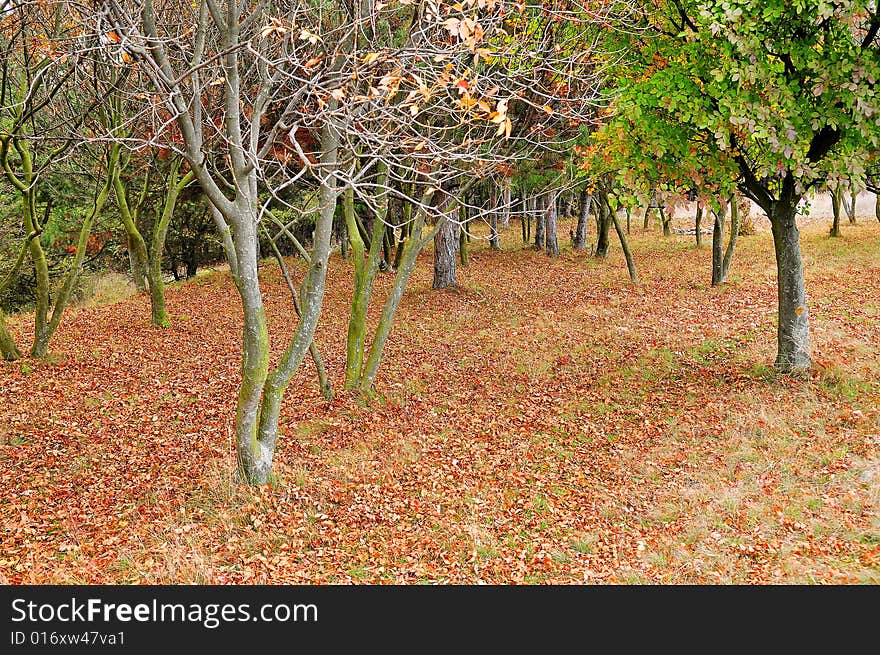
{"left": 830, "top": 186, "right": 841, "bottom": 237}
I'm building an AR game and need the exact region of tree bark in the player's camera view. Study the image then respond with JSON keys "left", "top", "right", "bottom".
{"left": 661, "top": 206, "right": 671, "bottom": 236}
{"left": 769, "top": 200, "right": 810, "bottom": 372}
{"left": 544, "top": 193, "right": 560, "bottom": 256}
{"left": 127, "top": 234, "right": 149, "bottom": 292}
{"left": 846, "top": 186, "right": 857, "bottom": 223}
{"left": 489, "top": 185, "right": 500, "bottom": 250}
{"left": 147, "top": 166, "right": 194, "bottom": 327}
{"left": 830, "top": 186, "right": 842, "bottom": 237}
{"left": 720, "top": 194, "right": 739, "bottom": 283}
{"left": 595, "top": 195, "right": 611, "bottom": 258}
{"left": 0, "top": 311, "right": 22, "bottom": 361}
{"left": 433, "top": 193, "right": 459, "bottom": 288}
{"left": 695, "top": 204, "right": 703, "bottom": 247}
{"left": 711, "top": 203, "right": 725, "bottom": 286}
{"left": 459, "top": 201, "right": 469, "bottom": 266}
{"left": 501, "top": 179, "right": 511, "bottom": 229}
{"left": 611, "top": 206, "right": 639, "bottom": 284}
{"left": 533, "top": 195, "right": 545, "bottom": 250}
{"left": 573, "top": 190, "right": 590, "bottom": 250}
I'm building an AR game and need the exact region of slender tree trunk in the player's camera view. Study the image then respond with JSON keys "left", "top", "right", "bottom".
{"left": 595, "top": 196, "right": 611, "bottom": 258}
{"left": 545, "top": 193, "right": 560, "bottom": 256}
{"left": 248, "top": 120, "right": 339, "bottom": 484}
{"left": 643, "top": 204, "right": 651, "bottom": 230}
{"left": 711, "top": 203, "right": 726, "bottom": 286}
{"left": 343, "top": 176, "right": 387, "bottom": 390}
{"left": 695, "top": 204, "right": 703, "bottom": 247}
{"left": 489, "top": 185, "right": 500, "bottom": 250}
{"left": 661, "top": 207, "right": 671, "bottom": 236}
{"left": 875, "top": 190, "right": 880, "bottom": 222}
{"left": 266, "top": 231, "right": 331, "bottom": 401}
{"left": 393, "top": 199, "right": 411, "bottom": 270}
{"left": 147, "top": 168, "right": 194, "bottom": 327}
{"left": 31, "top": 166, "right": 111, "bottom": 358}
{"left": 459, "top": 201, "right": 469, "bottom": 266}
{"left": 719, "top": 194, "right": 739, "bottom": 283}
{"left": 611, "top": 206, "right": 638, "bottom": 284}
{"left": 846, "top": 187, "right": 857, "bottom": 224}
{"left": 770, "top": 200, "right": 810, "bottom": 372}
{"left": 433, "top": 193, "right": 459, "bottom": 288}
{"left": 501, "top": 179, "right": 511, "bottom": 229}
{"left": 574, "top": 190, "right": 590, "bottom": 250}
{"left": 533, "top": 195, "right": 545, "bottom": 250}
{"left": 357, "top": 190, "right": 437, "bottom": 391}
{"left": 830, "top": 186, "right": 842, "bottom": 237}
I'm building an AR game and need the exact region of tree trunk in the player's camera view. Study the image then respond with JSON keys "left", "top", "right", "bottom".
{"left": 433, "top": 194, "right": 459, "bottom": 288}
{"left": 711, "top": 203, "right": 725, "bottom": 286}
{"left": 248, "top": 121, "right": 338, "bottom": 484}
{"left": 357, "top": 189, "right": 437, "bottom": 391}
{"left": 846, "top": 186, "right": 859, "bottom": 224}
{"left": 501, "top": 179, "right": 511, "bottom": 229}
{"left": 343, "top": 179, "right": 386, "bottom": 390}
{"left": 533, "top": 195, "right": 545, "bottom": 250}
{"left": 489, "top": 185, "right": 500, "bottom": 250}
{"left": 611, "top": 206, "right": 638, "bottom": 284}
{"left": 643, "top": 204, "right": 651, "bottom": 230}
{"left": 661, "top": 207, "right": 671, "bottom": 236}
{"left": 545, "top": 193, "right": 560, "bottom": 256}
{"left": 127, "top": 235, "right": 149, "bottom": 292}
{"left": 0, "top": 311, "right": 22, "bottom": 361}
{"left": 459, "top": 202, "right": 469, "bottom": 266}
{"left": 719, "top": 194, "right": 739, "bottom": 283}
{"left": 231, "top": 213, "right": 273, "bottom": 485}
{"left": 595, "top": 197, "right": 611, "bottom": 258}
{"left": 875, "top": 191, "right": 880, "bottom": 222}
{"left": 695, "top": 204, "right": 703, "bottom": 247}
{"left": 830, "top": 186, "right": 842, "bottom": 237}
{"left": 573, "top": 190, "right": 590, "bottom": 250}
{"left": 31, "top": 169, "right": 109, "bottom": 358}
{"left": 769, "top": 201, "right": 810, "bottom": 372}
{"left": 147, "top": 168, "right": 194, "bottom": 328}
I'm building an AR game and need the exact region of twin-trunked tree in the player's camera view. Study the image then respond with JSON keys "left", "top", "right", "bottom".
{"left": 88, "top": 0, "right": 615, "bottom": 484}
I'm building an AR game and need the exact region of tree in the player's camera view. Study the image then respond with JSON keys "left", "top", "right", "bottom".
{"left": 1, "top": 2, "right": 113, "bottom": 359}
{"left": 94, "top": 0, "right": 614, "bottom": 484}
{"left": 595, "top": 0, "right": 880, "bottom": 372}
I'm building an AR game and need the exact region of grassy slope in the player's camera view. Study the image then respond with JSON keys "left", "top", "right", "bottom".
{"left": 1, "top": 216, "right": 878, "bottom": 584}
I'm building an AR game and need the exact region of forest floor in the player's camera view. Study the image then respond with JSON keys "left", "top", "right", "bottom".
{"left": 2, "top": 215, "right": 879, "bottom": 584}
